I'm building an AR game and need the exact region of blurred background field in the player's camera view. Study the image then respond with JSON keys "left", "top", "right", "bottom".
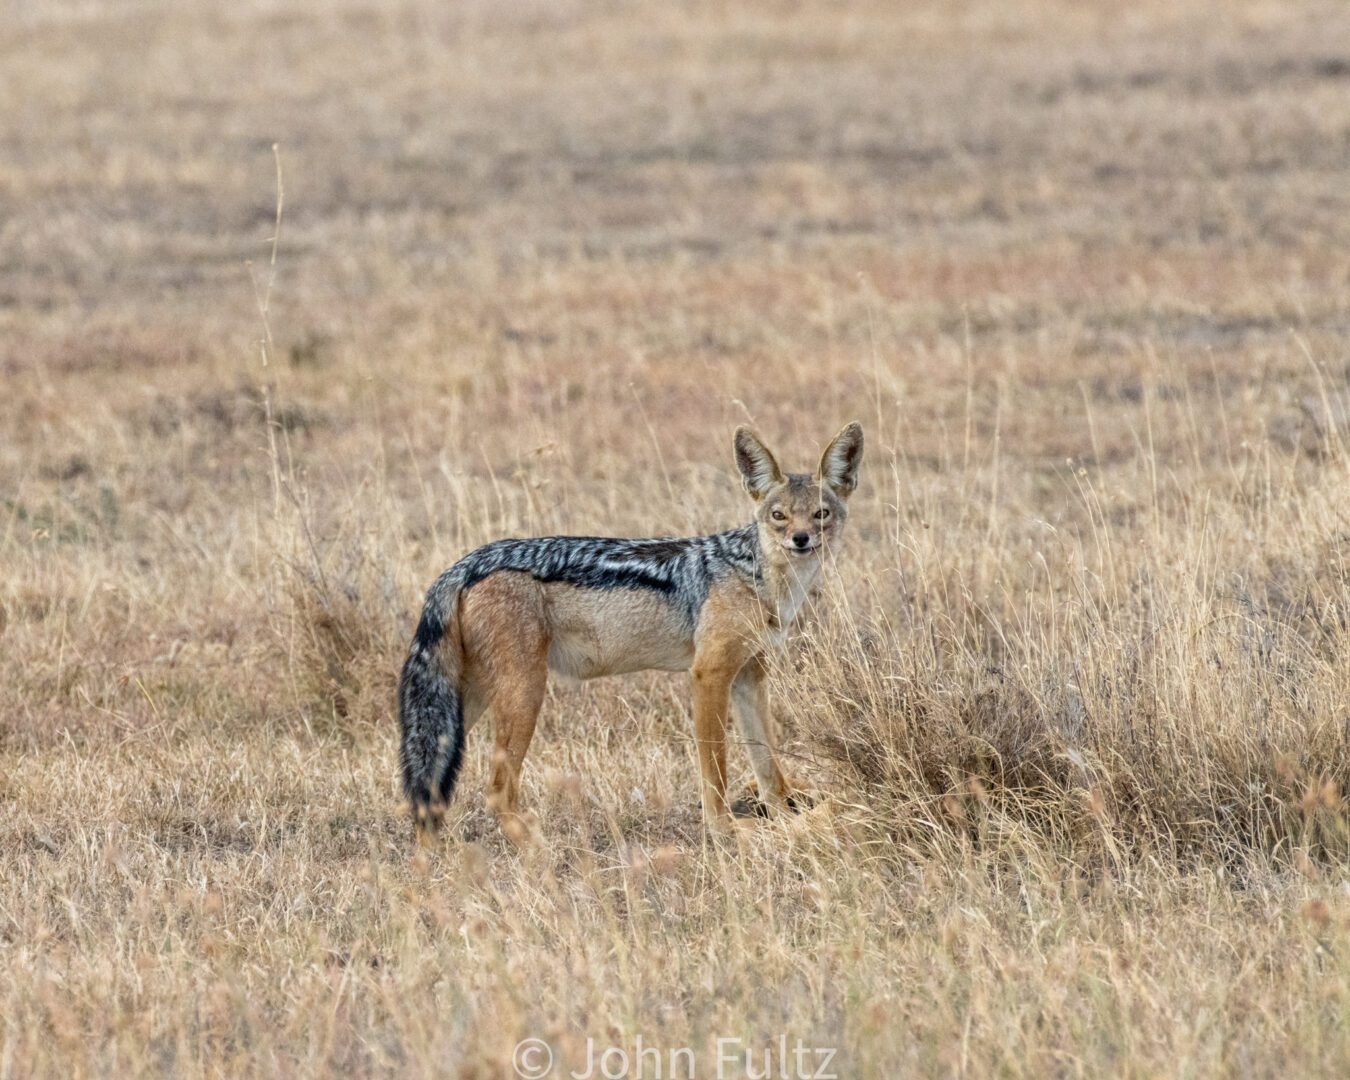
{"left": 6, "top": 1, "right": 1350, "bottom": 1076}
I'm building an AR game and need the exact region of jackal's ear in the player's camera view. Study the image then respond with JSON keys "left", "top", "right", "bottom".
{"left": 733, "top": 426, "right": 784, "bottom": 501}
{"left": 818, "top": 421, "right": 864, "bottom": 497}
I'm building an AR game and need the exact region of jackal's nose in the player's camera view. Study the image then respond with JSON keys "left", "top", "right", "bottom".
{"left": 792, "top": 532, "right": 811, "bottom": 549}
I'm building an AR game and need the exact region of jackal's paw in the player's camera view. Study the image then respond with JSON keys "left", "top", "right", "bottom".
{"left": 496, "top": 809, "right": 541, "bottom": 849}
{"left": 703, "top": 809, "right": 741, "bottom": 841}
{"left": 784, "top": 786, "right": 819, "bottom": 813}
{"left": 731, "top": 788, "right": 773, "bottom": 818}
{"left": 737, "top": 778, "right": 817, "bottom": 817}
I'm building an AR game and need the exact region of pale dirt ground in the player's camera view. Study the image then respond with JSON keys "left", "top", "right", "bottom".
{"left": 6, "top": 1, "right": 1350, "bottom": 1076}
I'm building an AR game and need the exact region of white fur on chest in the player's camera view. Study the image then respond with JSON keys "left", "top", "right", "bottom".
{"left": 771, "top": 557, "right": 822, "bottom": 628}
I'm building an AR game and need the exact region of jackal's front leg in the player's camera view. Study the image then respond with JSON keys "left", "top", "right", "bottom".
{"left": 691, "top": 649, "right": 742, "bottom": 834}
{"left": 731, "top": 654, "right": 795, "bottom": 813}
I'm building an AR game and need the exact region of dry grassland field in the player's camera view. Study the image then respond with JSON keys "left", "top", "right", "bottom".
{"left": 8, "top": 0, "right": 1350, "bottom": 1076}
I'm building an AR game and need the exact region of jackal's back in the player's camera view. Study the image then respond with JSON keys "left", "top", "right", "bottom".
{"left": 430, "top": 526, "right": 762, "bottom": 627}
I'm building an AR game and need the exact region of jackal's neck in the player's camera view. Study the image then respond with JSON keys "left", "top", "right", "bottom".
{"left": 740, "top": 523, "right": 822, "bottom": 627}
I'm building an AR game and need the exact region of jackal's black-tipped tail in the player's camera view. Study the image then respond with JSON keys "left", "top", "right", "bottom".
{"left": 398, "top": 578, "right": 467, "bottom": 832}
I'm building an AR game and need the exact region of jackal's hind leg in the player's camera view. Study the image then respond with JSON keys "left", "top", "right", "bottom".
{"left": 460, "top": 573, "right": 550, "bottom": 842}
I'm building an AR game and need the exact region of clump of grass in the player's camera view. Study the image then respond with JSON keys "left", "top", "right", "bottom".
{"left": 803, "top": 459, "right": 1350, "bottom": 872}
{"left": 279, "top": 528, "right": 407, "bottom": 731}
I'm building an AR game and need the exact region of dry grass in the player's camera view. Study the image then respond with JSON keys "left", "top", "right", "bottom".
{"left": 7, "top": 0, "right": 1350, "bottom": 1075}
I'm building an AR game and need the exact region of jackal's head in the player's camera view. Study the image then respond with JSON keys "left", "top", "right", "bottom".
{"left": 733, "top": 422, "right": 864, "bottom": 560}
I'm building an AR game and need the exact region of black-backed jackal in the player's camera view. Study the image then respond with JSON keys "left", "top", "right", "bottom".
{"left": 398, "top": 422, "right": 864, "bottom": 839}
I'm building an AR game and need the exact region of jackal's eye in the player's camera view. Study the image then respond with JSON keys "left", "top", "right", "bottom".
{"left": 813, "top": 508, "right": 831, "bottom": 520}
{"left": 770, "top": 509, "right": 787, "bottom": 522}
